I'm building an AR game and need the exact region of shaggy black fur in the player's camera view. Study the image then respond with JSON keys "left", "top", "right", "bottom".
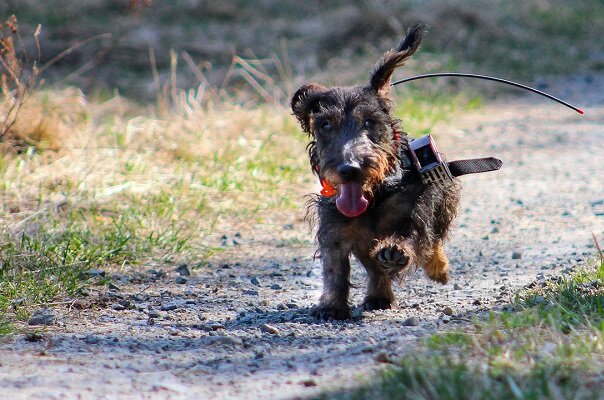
{"left": 291, "top": 23, "right": 461, "bottom": 320}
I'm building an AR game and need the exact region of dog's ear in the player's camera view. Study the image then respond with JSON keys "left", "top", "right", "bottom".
{"left": 291, "top": 83, "right": 327, "bottom": 133}
{"left": 369, "top": 23, "right": 425, "bottom": 99}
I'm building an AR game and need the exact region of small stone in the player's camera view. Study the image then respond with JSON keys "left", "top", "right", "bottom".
{"left": 402, "top": 316, "right": 419, "bottom": 326}
{"left": 24, "top": 332, "right": 45, "bottom": 342}
{"left": 210, "top": 336, "right": 242, "bottom": 346}
{"left": 84, "top": 335, "right": 101, "bottom": 344}
{"left": 533, "top": 295, "right": 545, "bottom": 305}
{"left": 260, "top": 323, "right": 280, "bottom": 335}
{"left": 300, "top": 379, "right": 317, "bottom": 387}
{"left": 270, "top": 284, "right": 282, "bottom": 290}
{"left": 28, "top": 308, "right": 56, "bottom": 326}
{"left": 86, "top": 269, "right": 106, "bottom": 278}
{"left": 442, "top": 315, "right": 451, "bottom": 323}
{"left": 207, "top": 322, "right": 226, "bottom": 331}
{"left": 540, "top": 342, "right": 557, "bottom": 354}
{"left": 453, "top": 283, "right": 462, "bottom": 290}
{"left": 243, "top": 289, "right": 258, "bottom": 296}
{"left": 148, "top": 309, "right": 160, "bottom": 318}
{"left": 250, "top": 277, "right": 261, "bottom": 286}
{"left": 286, "top": 303, "right": 298, "bottom": 309}
{"left": 175, "top": 264, "right": 190, "bottom": 276}
{"left": 375, "top": 351, "right": 393, "bottom": 363}
{"left": 108, "top": 282, "right": 121, "bottom": 291}
{"left": 160, "top": 303, "right": 178, "bottom": 311}
{"left": 131, "top": 294, "right": 145, "bottom": 302}
{"left": 175, "top": 276, "right": 188, "bottom": 284}
{"left": 442, "top": 306, "right": 454, "bottom": 316}
{"left": 112, "top": 303, "right": 126, "bottom": 311}
{"left": 512, "top": 251, "right": 522, "bottom": 260}
{"left": 473, "top": 299, "right": 482, "bottom": 306}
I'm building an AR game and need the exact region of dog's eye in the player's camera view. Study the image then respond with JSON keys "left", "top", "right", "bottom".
{"left": 321, "top": 121, "right": 332, "bottom": 131}
{"left": 364, "top": 119, "right": 375, "bottom": 129}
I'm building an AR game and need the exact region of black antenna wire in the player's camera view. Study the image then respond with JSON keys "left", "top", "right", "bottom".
{"left": 391, "top": 73, "right": 584, "bottom": 114}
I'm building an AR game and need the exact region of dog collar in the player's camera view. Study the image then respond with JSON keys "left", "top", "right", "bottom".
{"left": 408, "top": 134, "right": 502, "bottom": 187}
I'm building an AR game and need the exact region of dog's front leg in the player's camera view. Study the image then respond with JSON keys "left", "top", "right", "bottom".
{"left": 355, "top": 253, "right": 397, "bottom": 311}
{"left": 311, "top": 244, "right": 351, "bottom": 320}
{"left": 370, "top": 235, "right": 415, "bottom": 274}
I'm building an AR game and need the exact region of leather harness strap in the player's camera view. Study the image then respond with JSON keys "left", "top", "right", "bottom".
{"left": 447, "top": 157, "right": 503, "bottom": 177}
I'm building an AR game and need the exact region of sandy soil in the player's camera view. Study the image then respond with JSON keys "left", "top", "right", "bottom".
{"left": 1, "top": 75, "right": 603, "bottom": 400}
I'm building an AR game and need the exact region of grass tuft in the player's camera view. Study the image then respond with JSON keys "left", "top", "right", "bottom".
{"left": 325, "top": 258, "right": 604, "bottom": 400}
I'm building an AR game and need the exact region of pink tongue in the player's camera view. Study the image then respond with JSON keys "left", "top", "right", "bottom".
{"left": 336, "top": 182, "right": 368, "bottom": 218}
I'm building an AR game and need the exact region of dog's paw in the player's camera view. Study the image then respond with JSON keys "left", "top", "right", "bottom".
{"left": 428, "top": 269, "right": 450, "bottom": 284}
{"left": 311, "top": 304, "right": 351, "bottom": 321}
{"left": 361, "top": 296, "right": 396, "bottom": 311}
{"left": 374, "top": 245, "right": 410, "bottom": 270}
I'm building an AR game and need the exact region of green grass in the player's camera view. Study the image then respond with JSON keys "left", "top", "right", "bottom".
{"left": 324, "top": 257, "right": 604, "bottom": 400}
{"left": 0, "top": 206, "right": 194, "bottom": 327}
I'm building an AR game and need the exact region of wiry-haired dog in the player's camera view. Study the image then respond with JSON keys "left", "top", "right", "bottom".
{"left": 291, "top": 24, "right": 461, "bottom": 320}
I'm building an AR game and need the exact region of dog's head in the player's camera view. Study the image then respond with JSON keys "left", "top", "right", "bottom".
{"left": 291, "top": 23, "right": 425, "bottom": 217}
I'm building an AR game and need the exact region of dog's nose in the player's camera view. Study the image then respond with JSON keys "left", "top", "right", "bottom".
{"left": 337, "top": 164, "right": 361, "bottom": 181}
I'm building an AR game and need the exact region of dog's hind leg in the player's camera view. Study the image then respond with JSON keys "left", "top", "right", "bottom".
{"left": 423, "top": 240, "right": 450, "bottom": 284}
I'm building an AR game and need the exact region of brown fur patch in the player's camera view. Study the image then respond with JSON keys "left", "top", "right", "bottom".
{"left": 423, "top": 240, "right": 450, "bottom": 284}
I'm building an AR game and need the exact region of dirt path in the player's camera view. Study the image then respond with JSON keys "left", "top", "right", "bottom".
{"left": 1, "top": 75, "right": 603, "bottom": 400}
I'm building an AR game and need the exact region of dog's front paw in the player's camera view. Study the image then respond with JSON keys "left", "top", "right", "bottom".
{"left": 311, "top": 303, "right": 351, "bottom": 320}
{"left": 374, "top": 245, "right": 410, "bottom": 270}
{"left": 361, "top": 296, "right": 396, "bottom": 311}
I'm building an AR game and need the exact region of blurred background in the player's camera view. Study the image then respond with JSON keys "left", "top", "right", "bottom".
{"left": 2, "top": 0, "right": 603, "bottom": 102}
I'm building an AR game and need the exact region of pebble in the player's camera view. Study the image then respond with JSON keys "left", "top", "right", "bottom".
{"left": 84, "top": 335, "right": 101, "bottom": 345}
{"left": 473, "top": 299, "right": 482, "bottom": 306}
{"left": 270, "top": 284, "right": 282, "bottom": 290}
{"left": 453, "top": 283, "right": 462, "bottom": 290}
{"left": 86, "top": 269, "right": 106, "bottom": 278}
{"left": 300, "top": 379, "right": 317, "bottom": 387}
{"left": 131, "top": 294, "right": 145, "bottom": 302}
{"left": 243, "top": 289, "right": 259, "bottom": 296}
{"left": 160, "top": 303, "right": 178, "bottom": 311}
{"left": 108, "top": 282, "right": 121, "bottom": 291}
{"left": 375, "top": 351, "right": 393, "bottom": 363}
{"left": 148, "top": 309, "right": 160, "bottom": 318}
{"left": 28, "top": 308, "right": 56, "bottom": 326}
{"left": 260, "top": 323, "right": 280, "bottom": 335}
{"left": 206, "top": 322, "right": 226, "bottom": 331}
{"left": 24, "top": 332, "right": 45, "bottom": 342}
{"left": 175, "top": 264, "right": 190, "bottom": 276}
{"left": 402, "top": 316, "right": 419, "bottom": 326}
{"left": 250, "top": 277, "right": 261, "bottom": 286}
{"left": 442, "top": 306, "right": 454, "bottom": 316}
{"left": 112, "top": 303, "right": 126, "bottom": 311}
{"left": 210, "top": 336, "right": 242, "bottom": 346}
{"left": 175, "top": 276, "right": 188, "bottom": 284}
{"left": 512, "top": 251, "right": 522, "bottom": 260}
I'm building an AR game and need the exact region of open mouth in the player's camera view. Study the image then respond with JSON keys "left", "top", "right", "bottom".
{"left": 335, "top": 182, "right": 369, "bottom": 218}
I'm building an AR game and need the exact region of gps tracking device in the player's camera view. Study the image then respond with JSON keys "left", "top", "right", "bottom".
{"left": 409, "top": 135, "right": 453, "bottom": 187}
